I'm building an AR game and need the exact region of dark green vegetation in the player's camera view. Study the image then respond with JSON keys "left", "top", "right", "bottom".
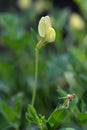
{"left": 0, "top": 0, "right": 87, "bottom": 130}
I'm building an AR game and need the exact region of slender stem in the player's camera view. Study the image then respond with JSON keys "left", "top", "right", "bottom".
{"left": 31, "top": 47, "right": 39, "bottom": 106}
{"left": 36, "top": 39, "right": 46, "bottom": 49}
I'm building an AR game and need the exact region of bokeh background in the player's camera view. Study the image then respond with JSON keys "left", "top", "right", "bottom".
{"left": 0, "top": 0, "right": 87, "bottom": 130}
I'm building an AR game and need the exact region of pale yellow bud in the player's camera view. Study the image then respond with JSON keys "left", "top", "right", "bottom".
{"left": 17, "top": 0, "right": 31, "bottom": 10}
{"left": 35, "top": 1, "right": 52, "bottom": 13}
{"left": 45, "top": 27, "right": 56, "bottom": 42}
{"left": 37, "top": 15, "right": 56, "bottom": 48}
{"left": 69, "top": 13, "right": 85, "bottom": 30}
{"left": 38, "top": 16, "right": 51, "bottom": 37}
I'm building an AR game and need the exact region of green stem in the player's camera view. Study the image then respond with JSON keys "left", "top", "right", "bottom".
{"left": 36, "top": 39, "right": 46, "bottom": 49}
{"left": 31, "top": 47, "right": 39, "bottom": 106}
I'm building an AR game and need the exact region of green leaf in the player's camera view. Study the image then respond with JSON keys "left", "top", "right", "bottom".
{"left": 2, "top": 33, "right": 30, "bottom": 50}
{"left": 30, "top": 28, "right": 38, "bottom": 44}
{"left": 57, "top": 86, "right": 67, "bottom": 97}
{"left": 60, "top": 128, "right": 76, "bottom": 130}
{"left": 47, "top": 107, "right": 66, "bottom": 129}
{"left": 78, "top": 113, "right": 87, "bottom": 125}
{"left": 71, "top": 47, "right": 86, "bottom": 63}
{"left": 26, "top": 104, "right": 40, "bottom": 125}
{"left": 0, "top": 99, "right": 17, "bottom": 124}
{"left": 0, "top": 81, "right": 9, "bottom": 94}
{"left": 13, "top": 93, "right": 23, "bottom": 119}
{"left": 0, "top": 13, "right": 24, "bottom": 37}
{"left": 26, "top": 105, "right": 48, "bottom": 129}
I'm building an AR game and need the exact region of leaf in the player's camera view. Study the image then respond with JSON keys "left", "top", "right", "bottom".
{"left": 70, "top": 47, "right": 86, "bottom": 63}
{"left": 47, "top": 107, "right": 66, "bottom": 129}
{"left": 0, "top": 99, "right": 17, "bottom": 124}
{"left": 57, "top": 86, "right": 67, "bottom": 97}
{"left": 78, "top": 113, "right": 87, "bottom": 125}
{"left": 26, "top": 105, "right": 48, "bottom": 129}
{"left": 2, "top": 33, "right": 30, "bottom": 50}
{"left": 13, "top": 93, "right": 23, "bottom": 119}
{"left": 30, "top": 28, "right": 38, "bottom": 44}
{"left": 60, "top": 128, "right": 76, "bottom": 130}
{"left": 0, "top": 13, "right": 24, "bottom": 37}
{"left": 26, "top": 104, "right": 40, "bottom": 124}
{"left": 0, "top": 81, "right": 9, "bottom": 94}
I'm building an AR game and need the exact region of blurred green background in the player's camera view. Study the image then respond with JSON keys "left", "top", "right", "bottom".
{"left": 0, "top": 0, "right": 87, "bottom": 130}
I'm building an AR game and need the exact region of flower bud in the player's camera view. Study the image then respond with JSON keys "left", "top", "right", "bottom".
{"left": 69, "top": 13, "right": 85, "bottom": 30}
{"left": 17, "top": 0, "right": 31, "bottom": 10}
{"left": 37, "top": 15, "right": 56, "bottom": 48}
{"left": 35, "top": 1, "right": 52, "bottom": 13}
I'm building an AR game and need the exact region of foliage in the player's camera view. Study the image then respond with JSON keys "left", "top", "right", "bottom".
{"left": 0, "top": 0, "right": 87, "bottom": 130}
{"left": 26, "top": 104, "right": 66, "bottom": 130}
